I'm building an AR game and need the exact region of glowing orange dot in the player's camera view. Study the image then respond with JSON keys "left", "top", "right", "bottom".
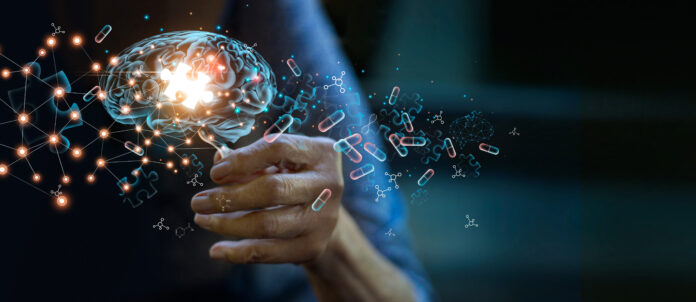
{"left": 86, "top": 174, "right": 95, "bottom": 183}
{"left": 1, "top": 69, "right": 10, "bottom": 79}
{"left": 0, "top": 164, "right": 8, "bottom": 175}
{"left": 32, "top": 173, "right": 41, "bottom": 182}
{"left": 70, "top": 110, "right": 80, "bottom": 120}
{"left": 128, "top": 78, "right": 135, "bottom": 86}
{"left": 155, "top": 102, "right": 162, "bottom": 109}
{"left": 46, "top": 37, "right": 56, "bottom": 47}
{"left": 16, "top": 146, "right": 28, "bottom": 158}
{"left": 167, "top": 145, "right": 174, "bottom": 152}
{"left": 144, "top": 139, "right": 151, "bottom": 146}
{"left": 121, "top": 105, "right": 131, "bottom": 115}
{"left": 54, "top": 87, "right": 65, "bottom": 97}
{"left": 22, "top": 66, "right": 31, "bottom": 75}
{"left": 71, "top": 148, "right": 82, "bottom": 158}
{"left": 134, "top": 93, "right": 142, "bottom": 101}
{"left": 185, "top": 138, "right": 192, "bottom": 145}
{"left": 92, "top": 63, "right": 101, "bottom": 71}
{"left": 134, "top": 125, "right": 142, "bottom": 132}
{"left": 153, "top": 130, "right": 161, "bottom": 136}
{"left": 61, "top": 175, "right": 71, "bottom": 184}
{"left": 182, "top": 158, "right": 189, "bottom": 165}
{"left": 206, "top": 54, "right": 215, "bottom": 62}
{"left": 18, "top": 113, "right": 29, "bottom": 125}
{"left": 72, "top": 35, "right": 82, "bottom": 46}
{"left": 166, "top": 161, "right": 174, "bottom": 169}
{"left": 96, "top": 158, "right": 106, "bottom": 167}
{"left": 109, "top": 56, "right": 119, "bottom": 65}
{"left": 97, "top": 91, "right": 106, "bottom": 100}
{"left": 48, "top": 134, "right": 59, "bottom": 144}
{"left": 142, "top": 157, "right": 149, "bottom": 164}
{"left": 56, "top": 195, "right": 68, "bottom": 207}
{"left": 38, "top": 48, "right": 47, "bottom": 57}
{"left": 99, "top": 129, "right": 109, "bottom": 138}
{"left": 122, "top": 183, "right": 130, "bottom": 192}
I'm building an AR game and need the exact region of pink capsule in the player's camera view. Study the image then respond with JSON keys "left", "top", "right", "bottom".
{"left": 349, "top": 163, "right": 374, "bottom": 180}
{"left": 94, "top": 25, "right": 112, "bottom": 43}
{"left": 444, "top": 138, "right": 456, "bottom": 158}
{"left": 479, "top": 143, "right": 499, "bottom": 155}
{"left": 333, "top": 133, "right": 362, "bottom": 152}
{"left": 417, "top": 169, "right": 435, "bottom": 187}
{"left": 399, "top": 136, "right": 427, "bottom": 147}
{"left": 333, "top": 139, "right": 362, "bottom": 163}
{"left": 388, "top": 86, "right": 400, "bottom": 105}
{"left": 388, "top": 133, "right": 408, "bottom": 157}
{"left": 286, "top": 58, "right": 301, "bottom": 77}
{"left": 401, "top": 112, "right": 413, "bottom": 132}
{"left": 263, "top": 114, "right": 293, "bottom": 143}
{"left": 311, "top": 188, "right": 332, "bottom": 212}
{"left": 363, "top": 142, "right": 387, "bottom": 162}
{"left": 318, "top": 109, "right": 345, "bottom": 132}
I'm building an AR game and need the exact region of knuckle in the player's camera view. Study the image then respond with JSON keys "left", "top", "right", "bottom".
{"left": 260, "top": 212, "right": 279, "bottom": 236}
{"left": 244, "top": 246, "right": 266, "bottom": 264}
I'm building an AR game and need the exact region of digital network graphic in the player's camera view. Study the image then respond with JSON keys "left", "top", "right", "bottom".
{"left": 0, "top": 19, "right": 500, "bottom": 238}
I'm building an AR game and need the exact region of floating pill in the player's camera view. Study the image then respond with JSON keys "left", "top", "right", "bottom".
{"left": 400, "top": 136, "right": 427, "bottom": 147}
{"left": 286, "top": 58, "right": 301, "bottom": 77}
{"left": 124, "top": 141, "right": 144, "bottom": 156}
{"left": 479, "top": 143, "right": 499, "bottom": 155}
{"left": 333, "top": 139, "right": 362, "bottom": 163}
{"left": 417, "top": 169, "right": 435, "bottom": 187}
{"left": 333, "top": 133, "right": 362, "bottom": 152}
{"left": 444, "top": 138, "right": 456, "bottom": 158}
{"left": 311, "top": 188, "right": 332, "bottom": 212}
{"left": 349, "top": 163, "right": 374, "bottom": 180}
{"left": 94, "top": 25, "right": 112, "bottom": 44}
{"left": 363, "top": 142, "right": 387, "bottom": 162}
{"left": 83, "top": 85, "right": 101, "bottom": 102}
{"left": 388, "top": 133, "right": 408, "bottom": 157}
{"left": 318, "top": 109, "right": 345, "bottom": 132}
{"left": 263, "top": 114, "right": 293, "bottom": 143}
{"left": 401, "top": 112, "right": 414, "bottom": 132}
{"left": 388, "top": 86, "right": 400, "bottom": 105}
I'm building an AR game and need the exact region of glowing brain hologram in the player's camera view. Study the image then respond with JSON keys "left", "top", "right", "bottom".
{"left": 99, "top": 31, "right": 277, "bottom": 146}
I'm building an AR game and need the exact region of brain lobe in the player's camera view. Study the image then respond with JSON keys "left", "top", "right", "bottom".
{"left": 99, "top": 31, "right": 277, "bottom": 144}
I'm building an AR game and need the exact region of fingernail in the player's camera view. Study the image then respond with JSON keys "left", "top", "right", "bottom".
{"left": 210, "top": 161, "right": 231, "bottom": 181}
{"left": 194, "top": 214, "right": 212, "bottom": 228}
{"left": 214, "top": 146, "right": 231, "bottom": 164}
{"left": 193, "top": 191, "right": 210, "bottom": 198}
{"left": 191, "top": 195, "right": 213, "bottom": 212}
{"left": 210, "top": 247, "right": 225, "bottom": 260}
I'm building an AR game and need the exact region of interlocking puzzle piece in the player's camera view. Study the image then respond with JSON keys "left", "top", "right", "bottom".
{"left": 181, "top": 153, "right": 204, "bottom": 177}
{"left": 409, "top": 188, "right": 430, "bottom": 206}
{"left": 420, "top": 129, "right": 445, "bottom": 165}
{"left": 454, "top": 153, "right": 482, "bottom": 178}
{"left": 117, "top": 167, "right": 159, "bottom": 208}
{"left": 7, "top": 62, "right": 83, "bottom": 154}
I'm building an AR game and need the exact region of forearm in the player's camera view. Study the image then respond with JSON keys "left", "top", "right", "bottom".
{"left": 303, "top": 207, "right": 417, "bottom": 302}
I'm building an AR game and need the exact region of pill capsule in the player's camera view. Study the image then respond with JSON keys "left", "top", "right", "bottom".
{"left": 417, "top": 169, "right": 435, "bottom": 187}
{"left": 479, "top": 143, "right": 499, "bottom": 155}
{"left": 333, "top": 139, "right": 362, "bottom": 163}
{"left": 263, "top": 114, "right": 294, "bottom": 143}
{"left": 399, "top": 136, "right": 427, "bottom": 147}
{"left": 94, "top": 25, "right": 112, "bottom": 44}
{"left": 388, "top": 86, "right": 400, "bottom": 105}
{"left": 333, "top": 133, "right": 362, "bottom": 152}
{"left": 124, "top": 141, "right": 144, "bottom": 156}
{"left": 388, "top": 133, "right": 408, "bottom": 157}
{"left": 318, "top": 109, "right": 345, "bottom": 132}
{"left": 401, "top": 112, "right": 414, "bottom": 132}
{"left": 83, "top": 85, "right": 101, "bottom": 102}
{"left": 363, "top": 142, "right": 387, "bottom": 162}
{"left": 286, "top": 58, "right": 301, "bottom": 77}
{"left": 349, "top": 163, "right": 374, "bottom": 180}
{"left": 444, "top": 138, "right": 456, "bottom": 158}
{"left": 311, "top": 188, "right": 332, "bottom": 212}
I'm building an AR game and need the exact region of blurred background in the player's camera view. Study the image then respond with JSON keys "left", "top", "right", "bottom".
{"left": 2, "top": 0, "right": 696, "bottom": 301}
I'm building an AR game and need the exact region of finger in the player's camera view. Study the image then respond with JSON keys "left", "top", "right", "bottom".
{"left": 194, "top": 205, "right": 310, "bottom": 239}
{"left": 191, "top": 172, "right": 328, "bottom": 214}
{"left": 209, "top": 135, "right": 334, "bottom": 183}
{"left": 209, "top": 237, "right": 323, "bottom": 264}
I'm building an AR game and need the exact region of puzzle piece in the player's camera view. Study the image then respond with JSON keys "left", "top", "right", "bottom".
{"left": 454, "top": 153, "right": 482, "bottom": 178}
{"left": 181, "top": 153, "right": 204, "bottom": 177}
{"left": 420, "top": 129, "right": 445, "bottom": 165}
{"left": 117, "top": 167, "right": 159, "bottom": 208}
{"left": 7, "top": 62, "right": 83, "bottom": 154}
{"left": 409, "top": 188, "right": 430, "bottom": 206}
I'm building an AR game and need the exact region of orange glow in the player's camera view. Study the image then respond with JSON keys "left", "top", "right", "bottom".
{"left": 1, "top": 68, "right": 10, "bottom": 79}
{"left": 92, "top": 63, "right": 101, "bottom": 72}
{"left": 167, "top": 145, "right": 174, "bottom": 152}
{"left": 38, "top": 48, "right": 47, "bottom": 57}
{"left": 182, "top": 158, "right": 189, "bottom": 165}
{"left": 144, "top": 139, "right": 151, "bottom": 146}
{"left": 121, "top": 105, "right": 131, "bottom": 114}
{"left": 71, "top": 35, "right": 82, "bottom": 46}
{"left": 48, "top": 134, "right": 59, "bottom": 144}
{"left": 61, "top": 175, "right": 71, "bottom": 184}
{"left": 99, "top": 129, "right": 109, "bottom": 138}
{"left": 109, "top": 56, "right": 119, "bottom": 65}
{"left": 54, "top": 87, "right": 65, "bottom": 97}
{"left": 17, "top": 113, "right": 29, "bottom": 125}
{"left": 153, "top": 129, "right": 161, "bottom": 136}
{"left": 22, "top": 66, "right": 31, "bottom": 75}
{"left": 142, "top": 157, "right": 149, "bottom": 164}
{"left": 56, "top": 195, "right": 68, "bottom": 208}
{"left": 185, "top": 138, "right": 192, "bottom": 145}
{"left": 71, "top": 148, "right": 82, "bottom": 158}
{"left": 16, "top": 146, "right": 28, "bottom": 158}
{"left": 32, "top": 173, "right": 41, "bottom": 183}
{"left": 135, "top": 125, "right": 142, "bottom": 132}
{"left": 46, "top": 37, "right": 57, "bottom": 47}
{"left": 0, "top": 164, "right": 8, "bottom": 175}
{"left": 86, "top": 174, "right": 96, "bottom": 183}
{"left": 97, "top": 91, "right": 106, "bottom": 100}
{"left": 70, "top": 110, "right": 80, "bottom": 120}
{"left": 166, "top": 161, "right": 174, "bottom": 169}
{"left": 96, "top": 158, "right": 106, "bottom": 168}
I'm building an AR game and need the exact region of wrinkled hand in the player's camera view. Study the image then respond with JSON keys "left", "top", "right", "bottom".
{"left": 191, "top": 134, "right": 344, "bottom": 264}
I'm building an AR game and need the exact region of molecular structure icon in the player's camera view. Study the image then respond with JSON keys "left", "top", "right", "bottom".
{"left": 175, "top": 223, "right": 195, "bottom": 239}
{"left": 186, "top": 174, "right": 204, "bottom": 187}
{"left": 431, "top": 110, "right": 444, "bottom": 124}
{"left": 451, "top": 165, "right": 466, "bottom": 179}
{"left": 216, "top": 193, "right": 232, "bottom": 212}
{"left": 385, "top": 171, "right": 402, "bottom": 189}
{"left": 50, "top": 184, "right": 63, "bottom": 197}
{"left": 509, "top": 127, "right": 520, "bottom": 136}
{"left": 385, "top": 228, "right": 396, "bottom": 237}
{"left": 152, "top": 218, "right": 170, "bottom": 231}
{"left": 465, "top": 214, "right": 478, "bottom": 229}
{"left": 50, "top": 23, "right": 65, "bottom": 36}
{"left": 375, "top": 185, "right": 392, "bottom": 202}
{"left": 323, "top": 70, "right": 346, "bottom": 93}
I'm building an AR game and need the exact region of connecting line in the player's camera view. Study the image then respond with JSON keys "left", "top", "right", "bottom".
{"left": 107, "top": 160, "right": 148, "bottom": 164}
{"left": 9, "top": 173, "right": 51, "bottom": 197}
{"left": 0, "top": 53, "right": 56, "bottom": 89}
{"left": 106, "top": 151, "right": 135, "bottom": 162}
{"left": 0, "top": 96, "right": 18, "bottom": 114}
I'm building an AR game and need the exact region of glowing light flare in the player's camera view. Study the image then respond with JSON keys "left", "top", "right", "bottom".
{"left": 46, "top": 37, "right": 57, "bottom": 47}
{"left": 71, "top": 148, "right": 82, "bottom": 158}
{"left": 99, "top": 129, "right": 109, "bottom": 138}
{"left": 1, "top": 69, "right": 10, "bottom": 79}
{"left": 86, "top": 174, "right": 96, "bottom": 183}
{"left": 17, "top": 113, "right": 29, "bottom": 125}
{"left": 54, "top": 87, "right": 65, "bottom": 97}
{"left": 16, "top": 146, "right": 28, "bottom": 158}
{"left": 160, "top": 63, "right": 214, "bottom": 109}
{"left": 70, "top": 110, "right": 80, "bottom": 120}
{"left": 92, "top": 63, "right": 101, "bottom": 72}
{"left": 38, "top": 48, "right": 47, "bottom": 57}
{"left": 166, "top": 161, "right": 174, "bottom": 169}
{"left": 0, "top": 164, "right": 7, "bottom": 175}
{"left": 48, "top": 134, "right": 60, "bottom": 144}
{"left": 55, "top": 195, "right": 69, "bottom": 208}
{"left": 61, "top": 175, "right": 71, "bottom": 184}
{"left": 96, "top": 158, "right": 106, "bottom": 168}
{"left": 32, "top": 173, "right": 41, "bottom": 183}
{"left": 71, "top": 35, "right": 82, "bottom": 46}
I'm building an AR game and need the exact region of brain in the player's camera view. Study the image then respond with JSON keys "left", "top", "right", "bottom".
{"left": 448, "top": 111, "right": 494, "bottom": 148}
{"left": 99, "top": 31, "right": 277, "bottom": 144}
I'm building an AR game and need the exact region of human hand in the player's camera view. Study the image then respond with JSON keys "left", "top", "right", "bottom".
{"left": 191, "top": 134, "right": 344, "bottom": 264}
